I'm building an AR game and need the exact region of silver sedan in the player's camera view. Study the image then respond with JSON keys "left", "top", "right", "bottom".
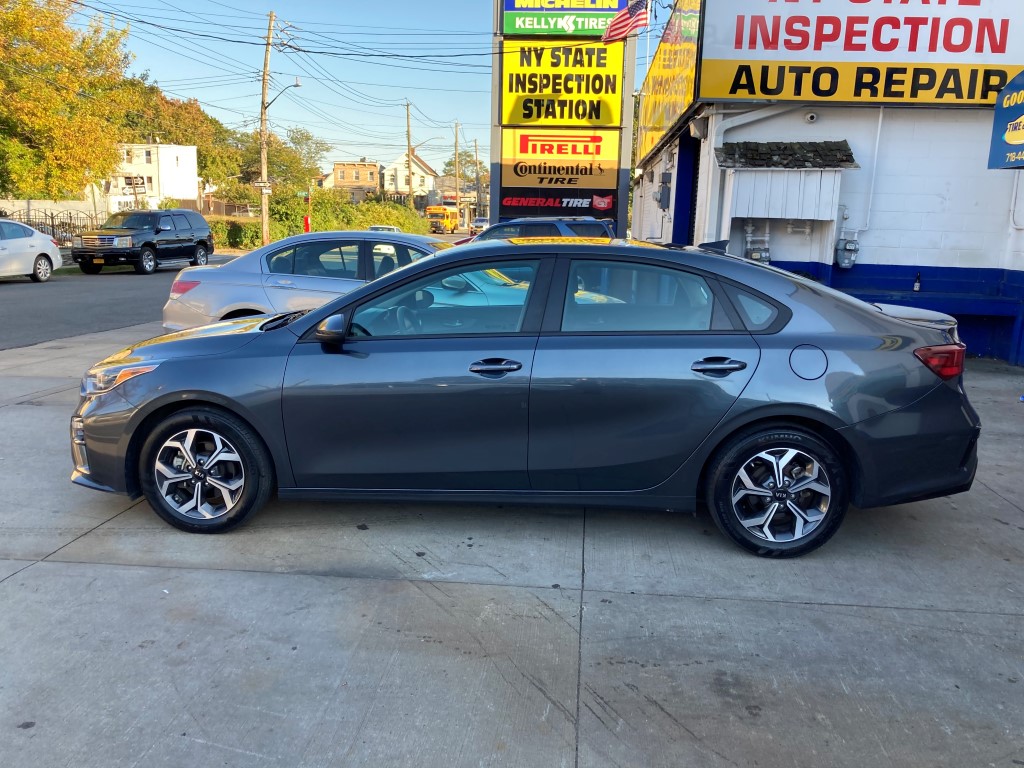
{"left": 162, "top": 230, "right": 450, "bottom": 330}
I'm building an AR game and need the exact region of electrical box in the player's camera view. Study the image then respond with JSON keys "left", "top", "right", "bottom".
{"left": 834, "top": 239, "right": 859, "bottom": 268}
{"left": 744, "top": 246, "right": 770, "bottom": 263}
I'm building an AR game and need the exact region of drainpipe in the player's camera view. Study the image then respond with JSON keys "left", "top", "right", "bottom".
{"left": 704, "top": 104, "right": 801, "bottom": 242}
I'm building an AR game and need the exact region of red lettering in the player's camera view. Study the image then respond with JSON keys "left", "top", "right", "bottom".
{"left": 844, "top": 16, "right": 868, "bottom": 51}
{"left": 977, "top": 18, "right": 1008, "bottom": 54}
{"left": 749, "top": 16, "right": 780, "bottom": 51}
{"left": 814, "top": 16, "right": 841, "bottom": 51}
{"left": 943, "top": 18, "right": 972, "bottom": 54}
{"left": 784, "top": 16, "right": 810, "bottom": 51}
{"left": 872, "top": 17, "right": 900, "bottom": 53}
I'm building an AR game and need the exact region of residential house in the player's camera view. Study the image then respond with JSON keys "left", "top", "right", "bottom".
{"left": 381, "top": 151, "right": 439, "bottom": 203}
{"left": 328, "top": 158, "right": 380, "bottom": 202}
{"left": 104, "top": 143, "right": 199, "bottom": 211}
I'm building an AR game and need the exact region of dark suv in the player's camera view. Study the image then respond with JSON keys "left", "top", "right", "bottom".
{"left": 72, "top": 209, "right": 214, "bottom": 275}
{"left": 473, "top": 216, "right": 615, "bottom": 241}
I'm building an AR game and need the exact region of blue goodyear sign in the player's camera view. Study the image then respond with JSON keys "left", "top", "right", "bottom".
{"left": 503, "top": 0, "right": 628, "bottom": 37}
{"left": 989, "top": 69, "right": 1024, "bottom": 169}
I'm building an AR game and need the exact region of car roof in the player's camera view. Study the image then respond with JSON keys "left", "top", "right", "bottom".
{"left": 494, "top": 216, "right": 603, "bottom": 224}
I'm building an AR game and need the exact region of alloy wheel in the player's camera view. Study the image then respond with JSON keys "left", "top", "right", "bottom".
{"left": 153, "top": 428, "right": 245, "bottom": 520}
{"left": 729, "top": 447, "right": 832, "bottom": 543}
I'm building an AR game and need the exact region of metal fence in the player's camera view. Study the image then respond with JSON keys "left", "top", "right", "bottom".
{"left": 0, "top": 208, "right": 102, "bottom": 247}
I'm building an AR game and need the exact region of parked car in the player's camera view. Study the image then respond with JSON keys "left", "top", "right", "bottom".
{"left": 473, "top": 216, "right": 615, "bottom": 241}
{"left": 469, "top": 217, "right": 488, "bottom": 236}
{"left": 368, "top": 225, "right": 401, "bottom": 233}
{"left": 72, "top": 239, "right": 980, "bottom": 558}
{"left": 71, "top": 209, "right": 213, "bottom": 275}
{"left": 0, "top": 219, "right": 60, "bottom": 283}
{"left": 162, "top": 230, "right": 451, "bottom": 330}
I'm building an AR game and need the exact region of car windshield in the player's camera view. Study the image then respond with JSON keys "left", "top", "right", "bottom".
{"left": 101, "top": 212, "right": 154, "bottom": 229}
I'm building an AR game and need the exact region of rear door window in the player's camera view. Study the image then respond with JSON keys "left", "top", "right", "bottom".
{"left": 562, "top": 260, "right": 731, "bottom": 333}
{"left": 172, "top": 214, "right": 190, "bottom": 232}
{"left": 266, "top": 241, "right": 361, "bottom": 279}
{"left": 566, "top": 222, "right": 610, "bottom": 237}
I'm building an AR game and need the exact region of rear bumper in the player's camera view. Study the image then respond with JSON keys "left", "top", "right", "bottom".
{"left": 840, "top": 381, "right": 981, "bottom": 508}
{"left": 162, "top": 297, "right": 217, "bottom": 331}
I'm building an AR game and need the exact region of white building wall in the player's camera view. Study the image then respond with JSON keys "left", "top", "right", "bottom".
{"left": 692, "top": 106, "right": 1017, "bottom": 272}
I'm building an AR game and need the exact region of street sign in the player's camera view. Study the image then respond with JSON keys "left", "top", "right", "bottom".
{"left": 260, "top": 187, "right": 272, "bottom": 195}
{"left": 252, "top": 181, "right": 271, "bottom": 188}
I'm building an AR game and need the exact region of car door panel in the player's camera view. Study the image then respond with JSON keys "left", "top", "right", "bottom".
{"left": 262, "top": 240, "right": 363, "bottom": 313}
{"left": 282, "top": 337, "right": 537, "bottom": 490}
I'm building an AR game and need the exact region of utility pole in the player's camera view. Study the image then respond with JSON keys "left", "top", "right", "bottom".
{"left": 259, "top": 11, "right": 275, "bottom": 246}
{"left": 474, "top": 138, "right": 481, "bottom": 219}
{"left": 406, "top": 101, "right": 414, "bottom": 209}
{"left": 454, "top": 120, "right": 460, "bottom": 229}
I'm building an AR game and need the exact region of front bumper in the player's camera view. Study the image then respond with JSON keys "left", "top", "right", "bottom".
{"left": 69, "top": 389, "right": 139, "bottom": 497}
{"left": 72, "top": 248, "right": 141, "bottom": 266}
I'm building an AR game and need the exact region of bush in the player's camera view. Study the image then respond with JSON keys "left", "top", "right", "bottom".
{"left": 205, "top": 198, "right": 429, "bottom": 249}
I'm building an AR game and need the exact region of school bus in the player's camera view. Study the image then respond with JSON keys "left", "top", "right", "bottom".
{"left": 426, "top": 205, "right": 459, "bottom": 234}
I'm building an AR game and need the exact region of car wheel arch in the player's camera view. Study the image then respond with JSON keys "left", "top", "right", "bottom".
{"left": 123, "top": 397, "right": 284, "bottom": 498}
{"left": 695, "top": 414, "right": 861, "bottom": 508}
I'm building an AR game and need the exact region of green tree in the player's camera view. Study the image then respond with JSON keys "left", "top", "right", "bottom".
{"left": 0, "top": 1, "right": 132, "bottom": 198}
{"left": 237, "top": 129, "right": 327, "bottom": 188}
{"left": 443, "top": 149, "right": 487, "bottom": 187}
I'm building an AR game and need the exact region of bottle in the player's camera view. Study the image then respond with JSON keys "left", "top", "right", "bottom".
{"left": 913, "top": 272, "right": 921, "bottom": 292}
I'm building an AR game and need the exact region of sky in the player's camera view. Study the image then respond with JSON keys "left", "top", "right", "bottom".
{"left": 70, "top": 0, "right": 666, "bottom": 175}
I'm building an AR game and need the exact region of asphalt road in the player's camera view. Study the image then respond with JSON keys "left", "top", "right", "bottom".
{"left": 0, "top": 267, "right": 179, "bottom": 351}
{"left": 0, "top": 231, "right": 466, "bottom": 352}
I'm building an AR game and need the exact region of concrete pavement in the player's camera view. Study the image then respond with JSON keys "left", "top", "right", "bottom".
{"left": 0, "top": 323, "right": 1021, "bottom": 767}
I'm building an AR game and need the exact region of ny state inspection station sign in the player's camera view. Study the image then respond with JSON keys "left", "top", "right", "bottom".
{"left": 503, "top": 0, "right": 628, "bottom": 37}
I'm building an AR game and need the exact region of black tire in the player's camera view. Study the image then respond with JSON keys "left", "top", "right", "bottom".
{"left": 190, "top": 244, "right": 208, "bottom": 266}
{"left": 30, "top": 255, "right": 52, "bottom": 282}
{"left": 138, "top": 407, "right": 274, "bottom": 533}
{"left": 705, "top": 427, "right": 848, "bottom": 558}
{"left": 79, "top": 262, "right": 102, "bottom": 275}
{"left": 134, "top": 247, "right": 157, "bottom": 274}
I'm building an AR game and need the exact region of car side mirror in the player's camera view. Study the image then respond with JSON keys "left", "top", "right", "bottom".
{"left": 441, "top": 276, "right": 469, "bottom": 293}
{"left": 315, "top": 314, "right": 347, "bottom": 345}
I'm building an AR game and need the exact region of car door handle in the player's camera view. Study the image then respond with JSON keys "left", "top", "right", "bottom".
{"left": 469, "top": 358, "right": 523, "bottom": 376}
{"left": 691, "top": 358, "right": 748, "bottom": 376}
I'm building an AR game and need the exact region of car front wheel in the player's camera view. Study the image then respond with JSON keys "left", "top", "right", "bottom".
{"left": 706, "top": 427, "right": 848, "bottom": 558}
{"left": 30, "top": 255, "right": 52, "bottom": 282}
{"left": 135, "top": 247, "right": 157, "bottom": 274}
{"left": 139, "top": 407, "right": 274, "bottom": 533}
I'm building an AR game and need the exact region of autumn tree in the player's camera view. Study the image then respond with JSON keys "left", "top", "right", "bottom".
{"left": 237, "top": 126, "right": 330, "bottom": 187}
{"left": 0, "top": 0, "right": 133, "bottom": 198}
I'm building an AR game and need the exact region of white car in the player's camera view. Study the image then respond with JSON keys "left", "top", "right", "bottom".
{"left": 0, "top": 219, "right": 61, "bottom": 282}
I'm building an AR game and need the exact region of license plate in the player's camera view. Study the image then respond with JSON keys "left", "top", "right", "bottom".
{"left": 93, "top": 258, "right": 104, "bottom": 265}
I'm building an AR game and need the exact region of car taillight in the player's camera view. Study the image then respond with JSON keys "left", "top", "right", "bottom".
{"left": 169, "top": 279, "right": 200, "bottom": 299}
{"left": 914, "top": 343, "right": 966, "bottom": 380}
{"left": 51, "top": 238, "right": 60, "bottom": 247}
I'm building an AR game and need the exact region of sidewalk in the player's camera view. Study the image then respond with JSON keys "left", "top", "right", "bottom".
{"left": 0, "top": 325, "right": 1021, "bottom": 768}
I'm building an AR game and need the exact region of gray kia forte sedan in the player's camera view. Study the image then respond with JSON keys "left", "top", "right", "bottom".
{"left": 70, "top": 239, "right": 981, "bottom": 557}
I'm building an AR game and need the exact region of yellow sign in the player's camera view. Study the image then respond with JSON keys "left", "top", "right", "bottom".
{"left": 501, "top": 128, "right": 619, "bottom": 188}
{"left": 637, "top": 0, "right": 701, "bottom": 164}
{"left": 501, "top": 39, "right": 624, "bottom": 126}
{"left": 699, "top": 61, "right": 1017, "bottom": 105}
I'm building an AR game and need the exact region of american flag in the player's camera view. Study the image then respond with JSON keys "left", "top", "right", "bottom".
{"left": 601, "top": 0, "right": 650, "bottom": 42}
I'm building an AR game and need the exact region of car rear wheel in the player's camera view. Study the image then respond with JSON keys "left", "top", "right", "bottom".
{"left": 30, "top": 255, "right": 52, "bottom": 282}
{"left": 190, "top": 244, "right": 208, "bottom": 266}
{"left": 135, "top": 247, "right": 157, "bottom": 274}
{"left": 139, "top": 407, "right": 274, "bottom": 533}
{"left": 79, "top": 262, "right": 102, "bottom": 275}
{"left": 706, "top": 427, "right": 848, "bottom": 558}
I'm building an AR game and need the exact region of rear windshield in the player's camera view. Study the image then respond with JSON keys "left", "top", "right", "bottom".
{"left": 101, "top": 212, "right": 155, "bottom": 229}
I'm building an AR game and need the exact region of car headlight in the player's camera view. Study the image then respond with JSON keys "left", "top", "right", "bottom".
{"left": 114, "top": 236, "right": 132, "bottom": 248}
{"left": 81, "top": 361, "right": 161, "bottom": 396}
{"left": 72, "top": 235, "right": 82, "bottom": 247}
